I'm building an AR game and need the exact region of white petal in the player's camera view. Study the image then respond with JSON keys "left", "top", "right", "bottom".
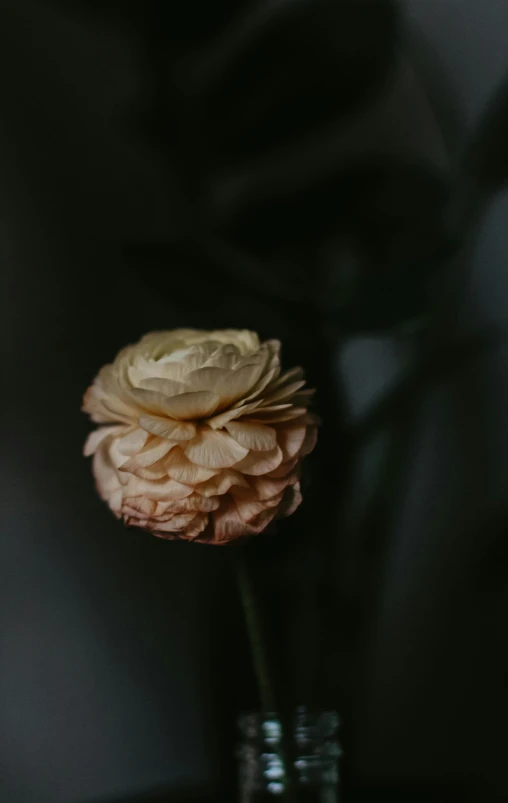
{"left": 165, "top": 448, "right": 218, "bottom": 483}
{"left": 225, "top": 421, "right": 276, "bottom": 451}
{"left": 207, "top": 401, "right": 263, "bottom": 429}
{"left": 116, "top": 427, "right": 149, "bottom": 456}
{"left": 138, "top": 377, "right": 188, "bottom": 396}
{"left": 131, "top": 436, "right": 176, "bottom": 467}
{"left": 84, "top": 425, "right": 124, "bottom": 457}
{"left": 184, "top": 366, "right": 230, "bottom": 393}
{"left": 159, "top": 391, "right": 221, "bottom": 420}
{"left": 185, "top": 428, "right": 249, "bottom": 469}
{"left": 139, "top": 414, "right": 197, "bottom": 440}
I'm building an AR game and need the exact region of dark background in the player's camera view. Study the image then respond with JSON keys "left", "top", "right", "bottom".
{"left": 1, "top": 1, "right": 508, "bottom": 801}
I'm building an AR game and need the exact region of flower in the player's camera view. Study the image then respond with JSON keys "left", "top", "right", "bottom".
{"left": 82, "top": 329, "right": 317, "bottom": 544}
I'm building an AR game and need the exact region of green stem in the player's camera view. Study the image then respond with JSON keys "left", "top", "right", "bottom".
{"left": 233, "top": 548, "right": 276, "bottom": 714}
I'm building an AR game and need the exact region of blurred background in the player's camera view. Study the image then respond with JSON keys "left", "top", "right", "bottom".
{"left": 1, "top": 1, "right": 508, "bottom": 801}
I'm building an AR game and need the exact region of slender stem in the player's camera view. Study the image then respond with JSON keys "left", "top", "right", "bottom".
{"left": 233, "top": 548, "right": 276, "bottom": 714}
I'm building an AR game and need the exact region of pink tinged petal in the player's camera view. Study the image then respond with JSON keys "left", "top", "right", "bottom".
{"left": 206, "top": 402, "right": 263, "bottom": 429}
{"left": 267, "top": 456, "right": 299, "bottom": 478}
{"left": 109, "top": 488, "right": 123, "bottom": 516}
{"left": 130, "top": 436, "right": 176, "bottom": 467}
{"left": 165, "top": 447, "right": 218, "bottom": 483}
{"left": 122, "top": 497, "right": 157, "bottom": 518}
{"left": 212, "top": 499, "right": 252, "bottom": 543}
{"left": 137, "top": 377, "right": 188, "bottom": 396}
{"left": 248, "top": 507, "right": 279, "bottom": 534}
{"left": 262, "top": 380, "right": 306, "bottom": 405}
{"left": 122, "top": 475, "right": 193, "bottom": 501}
{"left": 277, "top": 482, "right": 302, "bottom": 519}
{"left": 139, "top": 414, "right": 197, "bottom": 440}
{"left": 182, "top": 512, "right": 210, "bottom": 540}
{"left": 92, "top": 440, "right": 123, "bottom": 503}
{"left": 301, "top": 426, "right": 318, "bottom": 457}
{"left": 195, "top": 469, "right": 250, "bottom": 498}
{"left": 234, "top": 445, "right": 283, "bottom": 476}
{"left": 234, "top": 493, "right": 282, "bottom": 525}
{"left": 225, "top": 421, "right": 276, "bottom": 451}
{"left": 116, "top": 427, "right": 149, "bottom": 456}
{"left": 150, "top": 512, "right": 198, "bottom": 532}
{"left": 233, "top": 475, "right": 293, "bottom": 500}
{"left": 156, "top": 494, "right": 220, "bottom": 514}
{"left": 184, "top": 428, "right": 249, "bottom": 469}
{"left": 157, "top": 390, "right": 220, "bottom": 420}
{"left": 84, "top": 425, "right": 124, "bottom": 457}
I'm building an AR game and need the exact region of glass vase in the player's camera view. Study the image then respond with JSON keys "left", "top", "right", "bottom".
{"left": 237, "top": 706, "right": 341, "bottom": 803}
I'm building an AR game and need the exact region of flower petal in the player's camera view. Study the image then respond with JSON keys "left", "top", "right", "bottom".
{"left": 277, "top": 423, "right": 307, "bottom": 460}
{"left": 247, "top": 407, "right": 307, "bottom": 424}
{"left": 116, "top": 427, "right": 149, "bottom": 456}
{"left": 225, "top": 421, "right": 276, "bottom": 451}
{"left": 207, "top": 402, "right": 263, "bottom": 429}
{"left": 122, "top": 475, "right": 193, "bottom": 501}
{"left": 118, "top": 455, "right": 169, "bottom": 481}
{"left": 185, "top": 428, "right": 249, "bottom": 469}
{"left": 215, "top": 365, "right": 264, "bottom": 408}
{"left": 212, "top": 499, "right": 251, "bottom": 543}
{"left": 262, "top": 380, "right": 306, "bottom": 405}
{"left": 138, "top": 377, "right": 188, "bottom": 396}
{"left": 195, "top": 469, "right": 249, "bottom": 497}
{"left": 301, "top": 426, "right": 318, "bottom": 457}
{"left": 234, "top": 445, "right": 283, "bottom": 476}
{"left": 165, "top": 447, "right": 218, "bottom": 483}
{"left": 160, "top": 391, "right": 221, "bottom": 420}
{"left": 129, "top": 436, "right": 176, "bottom": 467}
{"left": 84, "top": 425, "right": 124, "bottom": 457}
{"left": 267, "top": 456, "right": 299, "bottom": 478}
{"left": 184, "top": 367, "right": 230, "bottom": 393}
{"left": 182, "top": 512, "right": 210, "bottom": 540}
{"left": 139, "top": 414, "right": 197, "bottom": 440}
{"left": 276, "top": 482, "right": 302, "bottom": 518}
{"left": 234, "top": 493, "right": 281, "bottom": 524}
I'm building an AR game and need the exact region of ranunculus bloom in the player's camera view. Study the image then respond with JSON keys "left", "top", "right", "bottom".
{"left": 82, "top": 329, "right": 317, "bottom": 544}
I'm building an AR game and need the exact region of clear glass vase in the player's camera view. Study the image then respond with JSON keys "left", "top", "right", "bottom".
{"left": 237, "top": 707, "right": 341, "bottom": 803}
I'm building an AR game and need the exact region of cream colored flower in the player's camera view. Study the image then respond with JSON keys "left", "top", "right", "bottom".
{"left": 82, "top": 329, "right": 317, "bottom": 544}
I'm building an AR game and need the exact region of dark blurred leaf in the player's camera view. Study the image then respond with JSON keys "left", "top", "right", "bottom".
{"left": 465, "top": 73, "right": 508, "bottom": 196}
{"left": 349, "top": 326, "right": 505, "bottom": 447}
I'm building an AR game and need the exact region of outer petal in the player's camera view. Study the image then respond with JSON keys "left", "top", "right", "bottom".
{"left": 84, "top": 425, "right": 124, "bottom": 457}
{"left": 194, "top": 470, "right": 250, "bottom": 498}
{"left": 165, "top": 447, "right": 218, "bottom": 483}
{"left": 234, "top": 446, "right": 283, "bottom": 476}
{"left": 184, "top": 428, "right": 249, "bottom": 469}
{"left": 225, "top": 421, "right": 276, "bottom": 451}
{"left": 139, "top": 414, "right": 197, "bottom": 440}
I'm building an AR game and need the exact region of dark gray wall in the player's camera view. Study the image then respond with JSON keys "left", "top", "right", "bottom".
{"left": 1, "top": 1, "right": 507, "bottom": 801}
